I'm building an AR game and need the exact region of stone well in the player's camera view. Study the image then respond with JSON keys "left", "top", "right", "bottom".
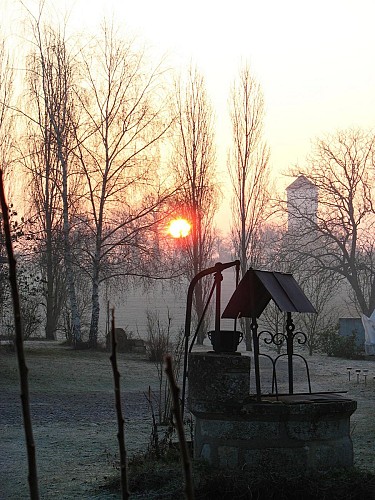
{"left": 188, "top": 352, "right": 357, "bottom": 470}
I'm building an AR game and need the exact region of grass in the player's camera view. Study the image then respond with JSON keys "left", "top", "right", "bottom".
{"left": 2, "top": 341, "right": 375, "bottom": 498}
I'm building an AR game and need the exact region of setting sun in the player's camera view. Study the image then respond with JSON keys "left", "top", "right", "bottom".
{"left": 168, "top": 218, "right": 191, "bottom": 238}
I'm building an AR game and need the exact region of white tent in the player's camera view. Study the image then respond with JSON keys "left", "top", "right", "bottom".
{"left": 361, "top": 309, "right": 375, "bottom": 355}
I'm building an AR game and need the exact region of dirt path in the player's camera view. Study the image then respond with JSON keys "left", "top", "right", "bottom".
{"left": 1, "top": 342, "right": 375, "bottom": 499}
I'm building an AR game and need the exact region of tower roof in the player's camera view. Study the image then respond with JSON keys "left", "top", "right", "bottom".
{"left": 286, "top": 175, "right": 316, "bottom": 191}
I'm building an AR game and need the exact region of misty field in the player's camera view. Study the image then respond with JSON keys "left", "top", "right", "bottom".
{"left": 1, "top": 341, "right": 375, "bottom": 499}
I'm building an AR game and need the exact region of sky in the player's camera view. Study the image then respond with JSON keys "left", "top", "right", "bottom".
{"left": 69, "top": 0, "right": 375, "bottom": 184}
{"left": 3, "top": 0, "right": 375, "bottom": 208}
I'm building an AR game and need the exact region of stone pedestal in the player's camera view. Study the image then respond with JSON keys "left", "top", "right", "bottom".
{"left": 187, "top": 351, "right": 251, "bottom": 413}
{"left": 188, "top": 352, "right": 357, "bottom": 471}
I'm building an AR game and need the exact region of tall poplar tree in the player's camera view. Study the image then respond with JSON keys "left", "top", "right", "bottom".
{"left": 228, "top": 64, "right": 271, "bottom": 349}
{"left": 171, "top": 65, "right": 219, "bottom": 344}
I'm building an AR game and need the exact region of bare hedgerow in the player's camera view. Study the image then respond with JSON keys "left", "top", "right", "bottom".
{"left": 146, "top": 309, "right": 172, "bottom": 363}
{"left": 145, "top": 309, "right": 185, "bottom": 425}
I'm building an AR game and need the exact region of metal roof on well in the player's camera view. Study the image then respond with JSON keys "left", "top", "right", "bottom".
{"left": 222, "top": 268, "right": 316, "bottom": 319}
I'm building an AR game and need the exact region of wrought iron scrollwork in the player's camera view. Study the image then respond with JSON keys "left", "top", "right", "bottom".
{"left": 258, "top": 329, "right": 286, "bottom": 347}
{"left": 250, "top": 315, "right": 312, "bottom": 398}
{"left": 258, "top": 329, "right": 275, "bottom": 344}
{"left": 293, "top": 330, "right": 307, "bottom": 346}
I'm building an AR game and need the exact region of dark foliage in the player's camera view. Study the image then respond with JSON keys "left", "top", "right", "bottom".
{"left": 99, "top": 453, "right": 375, "bottom": 500}
{"left": 195, "top": 466, "right": 375, "bottom": 500}
{"left": 320, "top": 330, "right": 364, "bottom": 360}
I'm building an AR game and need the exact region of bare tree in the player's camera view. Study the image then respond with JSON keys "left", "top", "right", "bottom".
{"left": 261, "top": 224, "right": 342, "bottom": 355}
{"left": 74, "top": 23, "right": 173, "bottom": 347}
{"left": 0, "top": 38, "right": 15, "bottom": 191}
{"left": 170, "top": 65, "right": 219, "bottom": 344}
{"left": 0, "top": 36, "right": 17, "bottom": 328}
{"left": 286, "top": 128, "right": 375, "bottom": 316}
{"left": 228, "top": 64, "right": 271, "bottom": 349}
{"left": 22, "top": 12, "right": 82, "bottom": 342}
{"left": 294, "top": 269, "right": 338, "bottom": 355}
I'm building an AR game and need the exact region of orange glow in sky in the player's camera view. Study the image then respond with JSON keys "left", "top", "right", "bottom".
{"left": 168, "top": 218, "right": 191, "bottom": 238}
{"left": 3, "top": 0, "right": 375, "bottom": 233}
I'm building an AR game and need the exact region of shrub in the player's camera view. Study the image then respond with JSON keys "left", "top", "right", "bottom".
{"left": 106, "top": 326, "right": 133, "bottom": 352}
{"left": 145, "top": 310, "right": 172, "bottom": 362}
{"left": 144, "top": 310, "right": 185, "bottom": 424}
{"left": 320, "top": 329, "right": 363, "bottom": 359}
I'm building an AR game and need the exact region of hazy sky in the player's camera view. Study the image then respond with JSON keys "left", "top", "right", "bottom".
{"left": 3, "top": 0, "right": 375, "bottom": 194}
{"left": 70, "top": 0, "right": 375, "bottom": 187}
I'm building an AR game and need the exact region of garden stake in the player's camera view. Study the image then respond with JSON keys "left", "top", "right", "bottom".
{"left": 165, "top": 354, "right": 194, "bottom": 500}
{"left": 0, "top": 170, "right": 40, "bottom": 500}
{"left": 109, "top": 308, "right": 130, "bottom": 500}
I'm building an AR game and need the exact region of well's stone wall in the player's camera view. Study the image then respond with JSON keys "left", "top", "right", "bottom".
{"left": 188, "top": 352, "right": 357, "bottom": 470}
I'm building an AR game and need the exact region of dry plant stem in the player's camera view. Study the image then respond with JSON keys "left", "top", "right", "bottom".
{"left": 0, "top": 171, "right": 40, "bottom": 499}
{"left": 109, "top": 308, "right": 129, "bottom": 500}
{"left": 165, "top": 354, "right": 195, "bottom": 500}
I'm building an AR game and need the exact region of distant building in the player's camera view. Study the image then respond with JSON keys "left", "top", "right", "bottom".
{"left": 285, "top": 176, "right": 358, "bottom": 325}
{"left": 339, "top": 317, "right": 365, "bottom": 349}
{"left": 286, "top": 175, "right": 318, "bottom": 232}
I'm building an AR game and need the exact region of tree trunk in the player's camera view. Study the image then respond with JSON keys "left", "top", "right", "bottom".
{"left": 242, "top": 317, "right": 252, "bottom": 351}
{"left": 44, "top": 172, "right": 57, "bottom": 340}
{"left": 195, "top": 281, "right": 206, "bottom": 345}
{"left": 45, "top": 231, "right": 56, "bottom": 340}
{"left": 45, "top": 293, "right": 56, "bottom": 340}
{"left": 240, "top": 247, "right": 253, "bottom": 351}
{"left": 62, "top": 173, "right": 81, "bottom": 344}
{"left": 44, "top": 223, "right": 65, "bottom": 341}
{"left": 64, "top": 240, "right": 81, "bottom": 344}
{"left": 89, "top": 262, "right": 100, "bottom": 349}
